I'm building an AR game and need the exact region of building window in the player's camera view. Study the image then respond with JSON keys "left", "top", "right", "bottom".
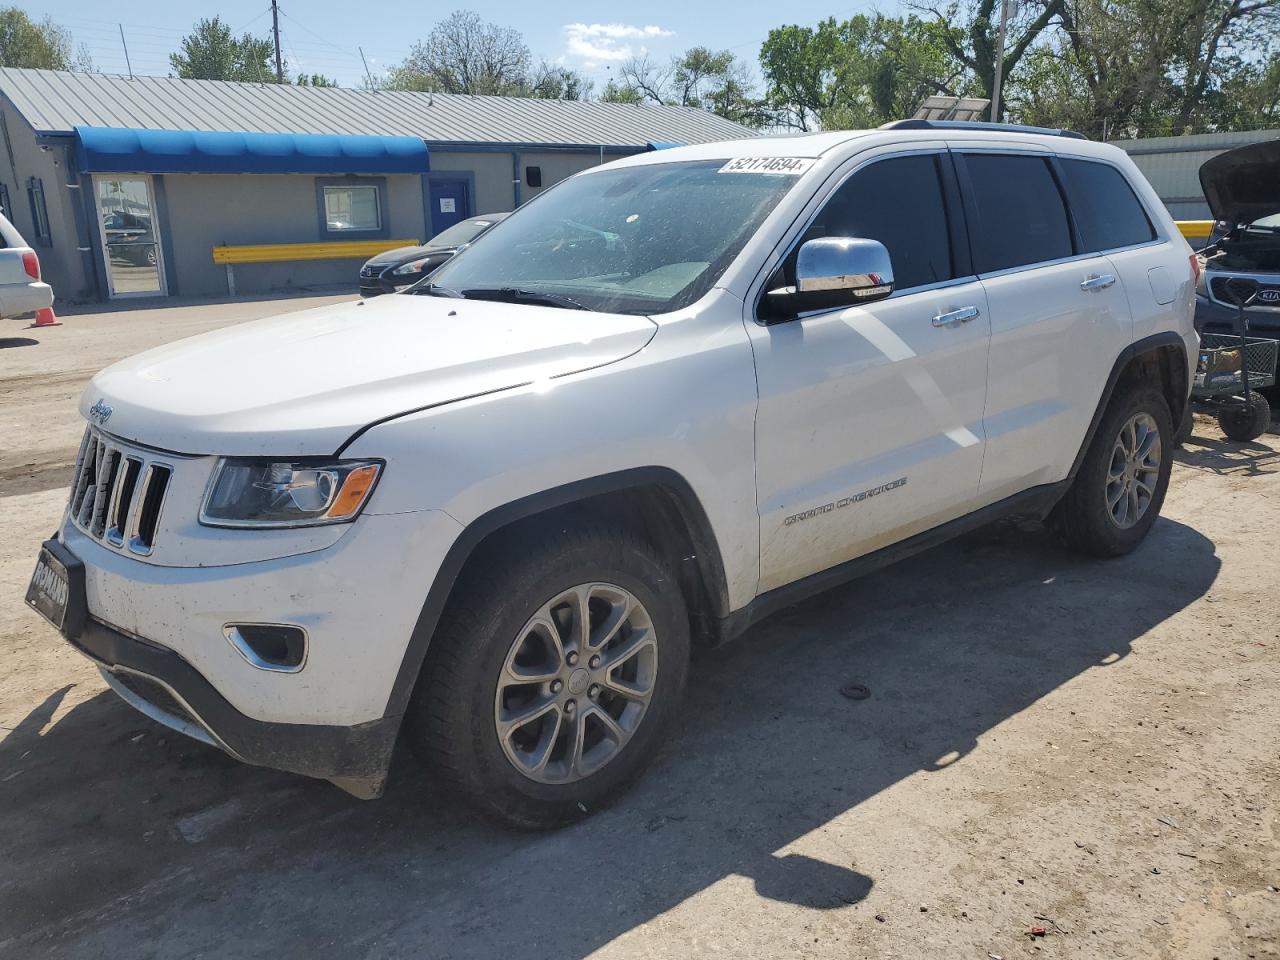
{"left": 27, "top": 176, "right": 51, "bottom": 245}
{"left": 0, "top": 182, "right": 11, "bottom": 219}
{"left": 323, "top": 184, "right": 380, "bottom": 232}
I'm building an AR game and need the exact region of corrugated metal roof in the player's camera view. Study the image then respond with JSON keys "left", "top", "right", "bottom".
{"left": 0, "top": 68, "right": 757, "bottom": 148}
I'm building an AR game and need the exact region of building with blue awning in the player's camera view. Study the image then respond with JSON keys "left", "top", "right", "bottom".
{"left": 0, "top": 68, "right": 754, "bottom": 302}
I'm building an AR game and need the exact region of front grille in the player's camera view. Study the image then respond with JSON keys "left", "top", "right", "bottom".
{"left": 360, "top": 264, "right": 383, "bottom": 279}
{"left": 1209, "top": 275, "right": 1280, "bottom": 309}
{"left": 68, "top": 426, "right": 172, "bottom": 556}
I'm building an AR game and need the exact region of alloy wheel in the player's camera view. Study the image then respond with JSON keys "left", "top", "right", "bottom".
{"left": 494, "top": 583, "right": 657, "bottom": 784}
{"left": 1106, "top": 411, "right": 1162, "bottom": 529}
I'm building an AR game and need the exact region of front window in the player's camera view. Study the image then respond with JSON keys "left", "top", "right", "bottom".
{"left": 423, "top": 159, "right": 803, "bottom": 315}
{"left": 324, "top": 185, "right": 380, "bottom": 232}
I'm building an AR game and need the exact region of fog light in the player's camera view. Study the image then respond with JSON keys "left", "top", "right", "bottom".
{"left": 224, "top": 623, "right": 307, "bottom": 672}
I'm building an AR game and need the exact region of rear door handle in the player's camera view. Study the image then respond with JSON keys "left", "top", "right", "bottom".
{"left": 932, "top": 305, "right": 981, "bottom": 328}
{"left": 1080, "top": 274, "right": 1116, "bottom": 292}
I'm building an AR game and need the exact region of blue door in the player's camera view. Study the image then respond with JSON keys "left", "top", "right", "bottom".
{"left": 428, "top": 177, "right": 471, "bottom": 237}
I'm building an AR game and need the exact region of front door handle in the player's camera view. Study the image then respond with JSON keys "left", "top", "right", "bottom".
{"left": 932, "top": 305, "right": 981, "bottom": 328}
{"left": 1080, "top": 274, "right": 1116, "bottom": 292}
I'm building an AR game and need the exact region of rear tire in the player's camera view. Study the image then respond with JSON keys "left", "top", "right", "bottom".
{"left": 1052, "top": 384, "right": 1173, "bottom": 557}
{"left": 1217, "top": 393, "right": 1270, "bottom": 442}
{"left": 406, "top": 524, "right": 690, "bottom": 829}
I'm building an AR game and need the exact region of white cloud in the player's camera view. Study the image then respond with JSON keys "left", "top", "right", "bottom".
{"left": 563, "top": 23, "right": 674, "bottom": 65}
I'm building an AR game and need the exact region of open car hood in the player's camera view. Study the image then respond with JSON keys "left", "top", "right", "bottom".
{"left": 1200, "top": 139, "right": 1280, "bottom": 226}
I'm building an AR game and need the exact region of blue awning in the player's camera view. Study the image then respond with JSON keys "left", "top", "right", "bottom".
{"left": 75, "top": 127, "right": 430, "bottom": 175}
{"left": 646, "top": 141, "right": 687, "bottom": 151}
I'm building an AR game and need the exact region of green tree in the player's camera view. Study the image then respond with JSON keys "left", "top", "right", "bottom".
{"left": 386, "top": 10, "right": 531, "bottom": 95}
{"left": 600, "top": 79, "right": 645, "bottom": 104}
{"left": 760, "top": 15, "right": 969, "bottom": 130}
{"left": 294, "top": 73, "right": 338, "bottom": 87}
{"left": 0, "top": 7, "right": 91, "bottom": 70}
{"left": 607, "top": 48, "right": 771, "bottom": 126}
{"left": 915, "top": 0, "right": 1066, "bottom": 116}
{"left": 528, "top": 61, "right": 593, "bottom": 100}
{"left": 170, "top": 16, "right": 277, "bottom": 83}
{"left": 1012, "top": 0, "right": 1280, "bottom": 137}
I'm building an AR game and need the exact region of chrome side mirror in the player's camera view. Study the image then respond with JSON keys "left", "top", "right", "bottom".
{"left": 766, "top": 237, "right": 895, "bottom": 319}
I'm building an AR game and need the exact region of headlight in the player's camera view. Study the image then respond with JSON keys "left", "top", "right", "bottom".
{"left": 201, "top": 459, "right": 382, "bottom": 528}
{"left": 391, "top": 257, "right": 433, "bottom": 276}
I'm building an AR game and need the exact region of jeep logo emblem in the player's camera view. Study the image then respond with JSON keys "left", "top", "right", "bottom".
{"left": 1259, "top": 289, "right": 1280, "bottom": 304}
{"left": 88, "top": 399, "right": 113, "bottom": 425}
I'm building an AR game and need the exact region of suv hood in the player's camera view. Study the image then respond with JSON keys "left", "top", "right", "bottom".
{"left": 84, "top": 295, "right": 657, "bottom": 456}
{"left": 1200, "top": 139, "right": 1280, "bottom": 226}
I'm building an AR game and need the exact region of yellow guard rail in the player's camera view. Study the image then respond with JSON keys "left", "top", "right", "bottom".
{"left": 212, "top": 239, "right": 418, "bottom": 294}
{"left": 1175, "top": 220, "right": 1214, "bottom": 242}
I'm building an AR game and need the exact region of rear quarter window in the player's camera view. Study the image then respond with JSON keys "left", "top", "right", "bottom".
{"left": 1058, "top": 158, "right": 1156, "bottom": 251}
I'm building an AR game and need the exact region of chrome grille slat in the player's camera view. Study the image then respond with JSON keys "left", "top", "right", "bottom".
{"left": 66, "top": 425, "right": 173, "bottom": 556}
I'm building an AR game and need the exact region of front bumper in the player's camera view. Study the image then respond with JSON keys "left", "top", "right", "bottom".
{"left": 45, "top": 505, "right": 463, "bottom": 794}
{"left": 1196, "top": 293, "right": 1280, "bottom": 335}
{"left": 71, "top": 611, "right": 399, "bottom": 796}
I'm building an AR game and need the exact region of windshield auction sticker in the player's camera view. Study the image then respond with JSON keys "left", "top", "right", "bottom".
{"left": 719, "top": 157, "right": 815, "bottom": 175}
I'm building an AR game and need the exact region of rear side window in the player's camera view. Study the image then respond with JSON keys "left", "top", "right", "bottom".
{"left": 796, "top": 153, "right": 954, "bottom": 291}
{"left": 962, "top": 154, "right": 1073, "bottom": 273}
{"left": 1059, "top": 158, "right": 1156, "bottom": 251}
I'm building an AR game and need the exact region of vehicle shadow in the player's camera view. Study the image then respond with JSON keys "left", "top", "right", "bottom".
{"left": 0, "top": 515, "right": 1219, "bottom": 959}
{"left": 1175, "top": 427, "right": 1280, "bottom": 477}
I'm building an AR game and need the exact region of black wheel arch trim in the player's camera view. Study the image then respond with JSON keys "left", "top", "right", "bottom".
{"left": 1067, "top": 330, "right": 1189, "bottom": 481}
{"left": 381, "top": 466, "right": 730, "bottom": 719}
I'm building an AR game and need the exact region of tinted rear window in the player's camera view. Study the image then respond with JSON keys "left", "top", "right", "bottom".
{"left": 963, "top": 154, "right": 1073, "bottom": 273}
{"left": 1059, "top": 158, "right": 1156, "bottom": 251}
{"left": 796, "top": 154, "right": 954, "bottom": 290}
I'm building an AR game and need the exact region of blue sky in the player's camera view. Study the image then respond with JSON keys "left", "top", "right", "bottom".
{"left": 31, "top": 1, "right": 886, "bottom": 91}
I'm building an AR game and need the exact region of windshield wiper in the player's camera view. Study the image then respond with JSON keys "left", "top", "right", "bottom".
{"left": 460, "top": 287, "right": 588, "bottom": 311}
{"left": 411, "top": 281, "right": 465, "bottom": 298}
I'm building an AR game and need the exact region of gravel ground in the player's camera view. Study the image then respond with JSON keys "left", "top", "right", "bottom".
{"left": 1, "top": 297, "right": 1277, "bottom": 960}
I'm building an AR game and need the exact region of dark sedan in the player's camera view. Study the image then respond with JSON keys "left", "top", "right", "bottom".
{"left": 358, "top": 213, "right": 509, "bottom": 297}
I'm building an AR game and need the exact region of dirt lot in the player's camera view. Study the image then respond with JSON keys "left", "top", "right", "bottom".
{"left": 1, "top": 297, "right": 1278, "bottom": 960}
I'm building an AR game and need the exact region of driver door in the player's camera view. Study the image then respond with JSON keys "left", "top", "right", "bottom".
{"left": 746, "top": 150, "right": 992, "bottom": 593}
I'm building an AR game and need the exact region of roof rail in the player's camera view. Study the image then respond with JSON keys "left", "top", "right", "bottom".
{"left": 880, "top": 119, "right": 1087, "bottom": 140}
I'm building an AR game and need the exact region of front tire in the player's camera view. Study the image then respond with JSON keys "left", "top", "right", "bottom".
{"left": 407, "top": 524, "right": 690, "bottom": 829}
{"left": 1052, "top": 385, "right": 1173, "bottom": 557}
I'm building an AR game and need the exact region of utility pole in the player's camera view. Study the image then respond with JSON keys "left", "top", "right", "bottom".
{"left": 271, "top": 0, "right": 284, "bottom": 83}
{"left": 989, "top": 0, "right": 1011, "bottom": 122}
{"left": 118, "top": 24, "right": 133, "bottom": 79}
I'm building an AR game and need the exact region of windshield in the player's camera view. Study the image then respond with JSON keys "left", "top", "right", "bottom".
{"left": 423, "top": 159, "right": 801, "bottom": 315}
{"left": 428, "top": 216, "right": 501, "bottom": 247}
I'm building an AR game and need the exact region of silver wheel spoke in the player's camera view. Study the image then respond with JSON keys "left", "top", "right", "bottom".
{"left": 590, "top": 592, "right": 634, "bottom": 651}
{"left": 497, "top": 695, "right": 557, "bottom": 737}
{"left": 503, "top": 617, "right": 564, "bottom": 683}
{"left": 566, "top": 710, "right": 587, "bottom": 778}
{"left": 586, "top": 704, "right": 627, "bottom": 744}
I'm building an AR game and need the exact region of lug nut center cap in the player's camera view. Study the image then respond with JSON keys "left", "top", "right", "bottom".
{"left": 567, "top": 668, "right": 591, "bottom": 695}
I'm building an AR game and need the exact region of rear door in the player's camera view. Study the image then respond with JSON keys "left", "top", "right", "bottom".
{"left": 952, "top": 149, "right": 1131, "bottom": 503}
{"left": 747, "top": 148, "right": 991, "bottom": 593}
{"left": 1055, "top": 156, "right": 1175, "bottom": 346}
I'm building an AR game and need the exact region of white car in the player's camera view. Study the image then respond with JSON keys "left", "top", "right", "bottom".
{"left": 0, "top": 211, "right": 54, "bottom": 319}
{"left": 27, "top": 122, "right": 1197, "bottom": 828}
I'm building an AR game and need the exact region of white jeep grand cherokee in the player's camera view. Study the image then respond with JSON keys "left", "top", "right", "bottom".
{"left": 28, "top": 122, "right": 1198, "bottom": 828}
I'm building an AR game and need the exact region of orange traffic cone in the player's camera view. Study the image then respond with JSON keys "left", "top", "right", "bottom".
{"left": 30, "top": 307, "right": 59, "bottom": 327}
